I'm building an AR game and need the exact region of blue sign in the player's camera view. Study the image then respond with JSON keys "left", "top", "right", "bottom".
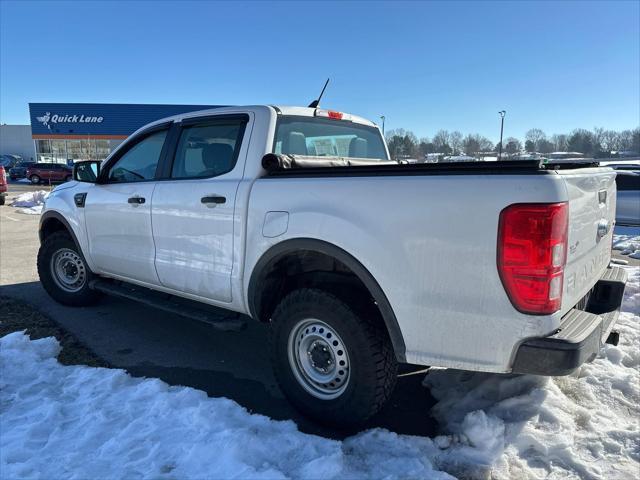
{"left": 29, "top": 103, "right": 223, "bottom": 137}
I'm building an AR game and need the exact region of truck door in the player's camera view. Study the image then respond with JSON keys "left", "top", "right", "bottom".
{"left": 84, "top": 125, "right": 170, "bottom": 285}
{"left": 151, "top": 114, "right": 250, "bottom": 303}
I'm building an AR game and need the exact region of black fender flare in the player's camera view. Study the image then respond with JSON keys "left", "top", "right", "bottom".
{"left": 248, "top": 238, "right": 407, "bottom": 362}
{"left": 39, "top": 211, "right": 83, "bottom": 254}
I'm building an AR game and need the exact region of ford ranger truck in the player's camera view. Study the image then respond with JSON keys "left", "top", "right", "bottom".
{"left": 37, "top": 106, "right": 627, "bottom": 427}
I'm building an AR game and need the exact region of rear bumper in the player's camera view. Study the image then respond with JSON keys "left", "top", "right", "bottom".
{"left": 511, "top": 265, "right": 628, "bottom": 376}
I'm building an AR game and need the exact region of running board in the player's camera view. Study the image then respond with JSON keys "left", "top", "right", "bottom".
{"left": 89, "top": 279, "right": 246, "bottom": 331}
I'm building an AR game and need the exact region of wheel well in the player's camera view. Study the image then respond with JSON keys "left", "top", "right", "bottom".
{"left": 254, "top": 250, "right": 375, "bottom": 319}
{"left": 249, "top": 241, "right": 407, "bottom": 362}
{"left": 39, "top": 217, "right": 69, "bottom": 243}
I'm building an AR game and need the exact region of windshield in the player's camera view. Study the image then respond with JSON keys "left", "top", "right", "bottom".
{"left": 274, "top": 116, "right": 388, "bottom": 161}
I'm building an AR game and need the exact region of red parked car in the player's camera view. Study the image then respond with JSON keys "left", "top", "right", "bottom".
{"left": 0, "top": 166, "right": 7, "bottom": 205}
{"left": 26, "top": 163, "right": 73, "bottom": 184}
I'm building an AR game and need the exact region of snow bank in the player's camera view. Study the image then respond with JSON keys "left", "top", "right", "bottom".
{"left": 1, "top": 267, "right": 638, "bottom": 479}
{"left": 9, "top": 190, "right": 49, "bottom": 215}
{"left": 613, "top": 226, "right": 640, "bottom": 259}
{"left": 424, "top": 270, "right": 640, "bottom": 478}
{"left": 0, "top": 334, "right": 453, "bottom": 480}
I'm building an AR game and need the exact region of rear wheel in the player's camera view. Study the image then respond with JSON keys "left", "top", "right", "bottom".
{"left": 30, "top": 174, "right": 40, "bottom": 184}
{"left": 270, "top": 288, "right": 397, "bottom": 427}
{"left": 37, "top": 231, "right": 101, "bottom": 306}
{"left": 0, "top": 195, "right": 5, "bottom": 206}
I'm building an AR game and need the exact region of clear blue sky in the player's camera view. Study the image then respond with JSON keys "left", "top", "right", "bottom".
{"left": 1, "top": 0, "right": 638, "bottom": 142}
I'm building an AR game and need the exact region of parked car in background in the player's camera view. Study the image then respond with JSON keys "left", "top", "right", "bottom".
{"left": 8, "top": 161, "right": 37, "bottom": 180}
{"left": 0, "top": 166, "right": 7, "bottom": 205}
{"left": 0, "top": 154, "right": 23, "bottom": 170}
{"left": 26, "top": 163, "right": 73, "bottom": 184}
{"left": 613, "top": 169, "right": 640, "bottom": 226}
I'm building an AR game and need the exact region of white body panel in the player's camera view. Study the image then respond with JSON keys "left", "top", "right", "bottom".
{"left": 559, "top": 168, "right": 616, "bottom": 312}
{"left": 42, "top": 105, "right": 617, "bottom": 374}
{"left": 244, "top": 174, "right": 567, "bottom": 371}
{"left": 151, "top": 176, "right": 238, "bottom": 302}
{"left": 84, "top": 183, "right": 160, "bottom": 285}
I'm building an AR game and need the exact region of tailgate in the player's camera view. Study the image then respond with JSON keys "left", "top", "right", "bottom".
{"left": 559, "top": 167, "right": 617, "bottom": 314}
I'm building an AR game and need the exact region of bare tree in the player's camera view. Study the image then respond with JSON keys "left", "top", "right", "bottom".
{"left": 478, "top": 136, "right": 494, "bottom": 152}
{"left": 601, "top": 130, "right": 619, "bottom": 152}
{"left": 567, "top": 129, "right": 594, "bottom": 154}
{"left": 504, "top": 137, "right": 522, "bottom": 154}
{"left": 551, "top": 134, "right": 568, "bottom": 152}
{"left": 591, "top": 127, "right": 605, "bottom": 154}
{"left": 618, "top": 130, "right": 634, "bottom": 151}
{"left": 432, "top": 130, "right": 451, "bottom": 154}
{"left": 418, "top": 137, "right": 434, "bottom": 157}
{"left": 461, "top": 134, "right": 493, "bottom": 155}
{"left": 524, "top": 140, "right": 536, "bottom": 152}
{"left": 450, "top": 131, "right": 463, "bottom": 155}
{"left": 537, "top": 139, "right": 554, "bottom": 154}
{"left": 386, "top": 129, "right": 419, "bottom": 159}
{"left": 525, "top": 128, "right": 547, "bottom": 151}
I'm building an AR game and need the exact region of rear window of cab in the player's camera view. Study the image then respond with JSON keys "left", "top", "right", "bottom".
{"left": 273, "top": 116, "right": 388, "bottom": 161}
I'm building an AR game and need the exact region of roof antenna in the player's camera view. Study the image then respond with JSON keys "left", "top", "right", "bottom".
{"left": 308, "top": 78, "right": 330, "bottom": 108}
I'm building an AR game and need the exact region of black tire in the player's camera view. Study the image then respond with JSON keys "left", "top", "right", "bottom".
{"left": 30, "top": 174, "right": 40, "bottom": 184}
{"left": 37, "top": 231, "right": 101, "bottom": 306}
{"left": 270, "top": 288, "right": 397, "bottom": 427}
{"left": 0, "top": 195, "right": 5, "bottom": 206}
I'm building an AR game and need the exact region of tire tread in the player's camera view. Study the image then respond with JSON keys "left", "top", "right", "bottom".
{"left": 269, "top": 288, "right": 397, "bottom": 426}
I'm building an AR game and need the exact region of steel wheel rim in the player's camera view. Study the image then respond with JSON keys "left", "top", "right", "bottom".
{"left": 50, "top": 248, "right": 86, "bottom": 293}
{"left": 287, "top": 318, "right": 350, "bottom": 400}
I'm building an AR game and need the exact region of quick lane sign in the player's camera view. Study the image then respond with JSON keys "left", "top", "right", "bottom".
{"left": 29, "top": 103, "right": 221, "bottom": 138}
{"left": 37, "top": 113, "right": 104, "bottom": 129}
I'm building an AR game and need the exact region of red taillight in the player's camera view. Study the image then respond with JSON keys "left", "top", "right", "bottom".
{"left": 497, "top": 202, "right": 568, "bottom": 315}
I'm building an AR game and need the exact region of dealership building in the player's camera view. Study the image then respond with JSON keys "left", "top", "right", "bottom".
{"left": 1, "top": 103, "right": 220, "bottom": 164}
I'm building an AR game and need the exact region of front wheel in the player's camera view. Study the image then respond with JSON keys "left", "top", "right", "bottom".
{"left": 270, "top": 288, "right": 397, "bottom": 427}
{"left": 30, "top": 174, "right": 40, "bottom": 184}
{"left": 37, "top": 231, "right": 101, "bottom": 306}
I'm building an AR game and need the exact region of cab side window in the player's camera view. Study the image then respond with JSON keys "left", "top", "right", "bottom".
{"left": 108, "top": 130, "right": 168, "bottom": 183}
{"left": 171, "top": 121, "right": 245, "bottom": 179}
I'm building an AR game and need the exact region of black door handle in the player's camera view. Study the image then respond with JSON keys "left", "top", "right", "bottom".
{"left": 128, "top": 196, "right": 145, "bottom": 204}
{"left": 201, "top": 195, "right": 226, "bottom": 205}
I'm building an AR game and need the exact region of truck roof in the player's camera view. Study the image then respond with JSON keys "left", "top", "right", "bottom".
{"left": 271, "top": 106, "right": 377, "bottom": 127}
{"left": 136, "top": 105, "right": 378, "bottom": 134}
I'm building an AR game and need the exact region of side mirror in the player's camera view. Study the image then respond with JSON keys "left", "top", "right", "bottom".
{"left": 73, "top": 161, "right": 101, "bottom": 183}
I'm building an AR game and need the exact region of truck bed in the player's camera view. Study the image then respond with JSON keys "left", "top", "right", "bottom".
{"left": 247, "top": 162, "right": 616, "bottom": 372}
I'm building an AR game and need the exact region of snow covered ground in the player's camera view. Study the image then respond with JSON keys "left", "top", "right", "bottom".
{"left": 9, "top": 190, "right": 49, "bottom": 215}
{"left": 613, "top": 226, "right": 640, "bottom": 259}
{"left": 1, "top": 271, "right": 638, "bottom": 479}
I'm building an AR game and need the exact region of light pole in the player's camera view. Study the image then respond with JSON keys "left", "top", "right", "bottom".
{"left": 380, "top": 115, "right": 385, "bottom": 135}
{"left": 498, "top": 110, "right": 506, "bottom": 160}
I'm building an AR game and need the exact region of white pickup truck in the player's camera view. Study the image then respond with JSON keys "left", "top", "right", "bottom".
{"left": 38, "top": 105, "right": 627, "bottom": 426}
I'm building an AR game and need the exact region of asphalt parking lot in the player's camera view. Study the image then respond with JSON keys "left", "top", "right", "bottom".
{"left": 0, "top": 181, "right": 437, "bottom": 439}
